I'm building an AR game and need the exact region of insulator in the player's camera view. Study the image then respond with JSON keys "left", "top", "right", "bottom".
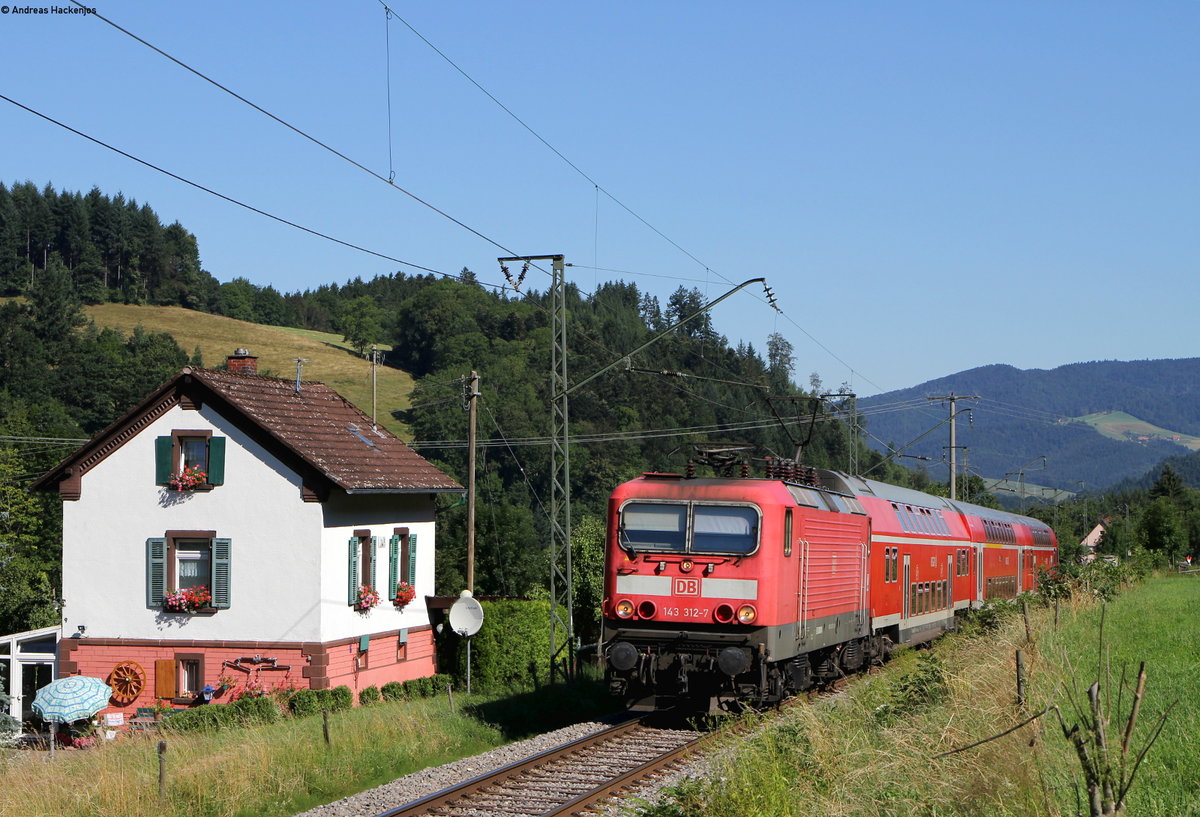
{"left": 686, "top": 460, "right": 696, "bottom": 479}
{"left": 741, "top": 462, "right": 750, "bottom": 478}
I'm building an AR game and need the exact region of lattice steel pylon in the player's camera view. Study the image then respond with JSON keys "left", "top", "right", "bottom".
{"left": 500, "top": 254, "right": 572, "bottom": 682}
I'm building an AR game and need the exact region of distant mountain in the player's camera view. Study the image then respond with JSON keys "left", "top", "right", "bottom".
{"left": 857, "top": 359, "right": 1200, "bottom": 492}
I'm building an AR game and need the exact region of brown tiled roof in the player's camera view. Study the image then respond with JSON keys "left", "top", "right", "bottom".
{"left": 188, "top": 367, "right": 462, "bottom": 493}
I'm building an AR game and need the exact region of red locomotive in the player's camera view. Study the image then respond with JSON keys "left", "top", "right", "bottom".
{"left": 601, "top": 465, "right": 1057, "bottom": 709}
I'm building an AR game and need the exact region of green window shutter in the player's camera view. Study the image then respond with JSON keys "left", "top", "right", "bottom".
{"left": 212, "top": 538, "right": 232, "bottom": 608}
{"left": 146, "top": 538, "right": 167, "bottom": 607}
{"left": 369, "top": 536, "right": 378, "bottom": 591}
{"left": 347, "top": 537, "right": 359, "bottom": 605}
{"left": 207, "top": 437, "right": 226, "bottom": 485}
{"left": 155, "top": 437, "right": 173, "bottom": 484}
{"left": 388, "top": 534, "right": 400, "bottom": 600}
{"left": 407, "top": 534, "right": 418, "bottom": 589}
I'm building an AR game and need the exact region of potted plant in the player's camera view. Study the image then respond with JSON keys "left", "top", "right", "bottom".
{"left": 355, "top": 585, "right": 380, "bottom": 612}
{"left": 164, "top": 585, "right": 212, "bottom": 613}
{"left": 393, "top": 581, "right": 416, "bottom": 609}
{"left": 217, "top": 674, "right": 237, "bottom": 692}
{"left": 167, "top": 464, "right": 208, "bottom": 492}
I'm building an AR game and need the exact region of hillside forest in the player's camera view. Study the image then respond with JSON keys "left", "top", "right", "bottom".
{"left": 2, "top": 182, "right": 1198, "bottom": 642}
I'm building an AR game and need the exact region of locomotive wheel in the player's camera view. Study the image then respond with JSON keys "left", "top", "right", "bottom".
{"left": 108, "top": 661, "right": 145, "bottom": 705}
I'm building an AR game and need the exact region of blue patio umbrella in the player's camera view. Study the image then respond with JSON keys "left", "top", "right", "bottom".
{"left": 32, "top": 675, "right": 112, "bottom": 724}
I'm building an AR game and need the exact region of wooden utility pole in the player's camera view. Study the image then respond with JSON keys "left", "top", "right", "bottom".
{"left": 466, "top": 371, "right": 479, "bottom": 592}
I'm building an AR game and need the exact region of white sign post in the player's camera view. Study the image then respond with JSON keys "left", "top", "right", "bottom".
{"left": 448, "top": 590, "right": 484, "bottom": 695}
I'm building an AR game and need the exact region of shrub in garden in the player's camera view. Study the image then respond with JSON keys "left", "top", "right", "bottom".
{"left": 438, "top": 599, "right": 564, "bottom": 690}
{"left": 359, "top": 685, "right": 381, "bottom": 706}
{"left": 159, "top": 704, "right": 235, "bottom": 732}
{"left": 230, "top": 694, "right": 281, "bottom": 725}
{"left": 330, "top": 685, "right": 354, "bottom": 711}
{"left": 288, "top": 689, "right": 322, "bottom": 718}
{"left": 381, "top": 681, "right": 405, "bottom": 702}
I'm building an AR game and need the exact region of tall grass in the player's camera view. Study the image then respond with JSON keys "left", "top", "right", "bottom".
{"left": 639, "top": 575, "right": 1198, "bottom": 817}
{"left": 1034, "top": 574, "right": 1200, "bottom": 816}
{"left": 0, "top": 697, "right": 499, "bottom": 817}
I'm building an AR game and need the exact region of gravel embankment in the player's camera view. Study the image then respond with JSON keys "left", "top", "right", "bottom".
{"left": 292, "top": 719, "right": 717, "bottom": 817}
{"left": 292, "top": 721, "right": 613, "bottom": 817}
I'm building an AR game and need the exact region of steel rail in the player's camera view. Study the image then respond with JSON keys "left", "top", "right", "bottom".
{"left": 374, "top": 716, "right": 654, "bottom": 817}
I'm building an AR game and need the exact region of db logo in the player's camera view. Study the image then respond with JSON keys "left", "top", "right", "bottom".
{"left": 673, "top": 577, "right": 700, "bottom": 596}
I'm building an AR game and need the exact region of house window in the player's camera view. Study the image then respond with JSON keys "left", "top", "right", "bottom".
{"left": 147, "top": 532, "right": 232, "bottom": 611}
{"left": 348, "top": 531, "right": 379, "bottom": 606}
{"left": 155, "top": 430, "right": 226, "bottom": 488}
{"left": 155, "top": 654, "right": 204, "bottom": 700}
{"left": 178, "top": 658, "right": 201, "bottom": 697}
{"left": 176, "top": 539, "right": 211, "bottom": 592}
{"left": 388, "top": 528, "right": 419, "bottom": 601}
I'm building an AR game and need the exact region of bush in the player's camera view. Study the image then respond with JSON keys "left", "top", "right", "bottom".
{"left": 438, "top": 599, "right": 565, "bottom": 690}
{"left": 159, "top": 704, "right": 235, "bottom": 732}
{"left": 230, "top": 695, "right": 281, "bottom": 725}
{"left": 359, "top": 685, "right": 381, "bottom": 706}
{"left": 380, "top": 681, "right": 405, "bottom": 702}
{"left": 288, "top": 689, "right": 322, "bottom": 719}
{"left": 0, "top": 692, "right": 20, "bottom": 747}
{"left": 330, "top": 685, "right": 353, "bottom": 711}
{"left": 877, "top": 652, "right": 948, "bottom": 723}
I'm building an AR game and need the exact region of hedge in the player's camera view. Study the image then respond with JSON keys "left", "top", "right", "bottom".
{"left": 439, "top": 599, "right": 563, "bottom": 690}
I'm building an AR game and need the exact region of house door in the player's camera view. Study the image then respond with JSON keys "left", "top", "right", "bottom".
{"left": 19, "top": 661, "right": 54, "bottom": 728}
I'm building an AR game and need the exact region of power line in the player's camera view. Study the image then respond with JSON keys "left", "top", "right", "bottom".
{"left": 70, "top": 0, "right": 521, "bottom": 259}
{"left": 373, "top": 0, "right": 732, "bottom": 287}
{"left": 0, "top": 93, "right": 508, "bottom": 291}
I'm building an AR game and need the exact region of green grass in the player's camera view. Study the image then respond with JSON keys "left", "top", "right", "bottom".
{"left": 85, "top": 304, "right": 414, "bottom": 438}
{"left": 1075, "top": 411, "right": 1200, "bottom": 451}
{"left": 637, "top": 576, "right": 1200, "bottom": 817}
{"left": 0, "top": 679, "right": 621, "bottom": 817}
{"left": 1033, "top": 575, "right": 1200, "bottom": 816}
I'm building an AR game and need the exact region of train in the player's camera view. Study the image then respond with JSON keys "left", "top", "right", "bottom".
{"left": 601, "top": 463, "right": 1058, "bottom": 710}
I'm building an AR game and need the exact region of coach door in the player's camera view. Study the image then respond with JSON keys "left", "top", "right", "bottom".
{"left": 1016, "top": 549, "right": 1024, "bottom": 594}
{"left": 976, "top": 546, "right": 984, "bottom": 603}
{"left": 947, "top": 554, "right": 954, "bottom": 610}
{"left": 902, "top": 554, "right": 911, "bottom": 619}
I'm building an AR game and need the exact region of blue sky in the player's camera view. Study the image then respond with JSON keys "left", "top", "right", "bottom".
{"left": 2, "top": 1, "right": 1196, "bottom": 396}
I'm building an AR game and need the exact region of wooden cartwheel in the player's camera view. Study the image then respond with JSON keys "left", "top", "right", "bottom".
{"left": 107, "top": 661, "right": 145, "bottom": 705}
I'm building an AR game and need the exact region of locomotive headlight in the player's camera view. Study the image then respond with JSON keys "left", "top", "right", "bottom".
{"left": 615, "top": 599, "right": 635, "bottom": 619}
{"left": 713, "top": 604, "right": 735, "bottom": 624}
{"left": 680, "top": 559, "right": 694, "bottom": 573}
{"left": 637, "top": 600, "right": 657, "bottom": 619}
{"left": 736, "top": 604, "right": 758, "bottom": 624}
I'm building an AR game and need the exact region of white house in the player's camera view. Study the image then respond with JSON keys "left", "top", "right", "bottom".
{"left": 33, "top": 351, "right": 462, "bottom": 715}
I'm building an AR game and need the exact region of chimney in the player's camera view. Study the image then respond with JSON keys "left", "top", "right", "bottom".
{"left": 226, "top": 348, "right": 258, "bottom": 375}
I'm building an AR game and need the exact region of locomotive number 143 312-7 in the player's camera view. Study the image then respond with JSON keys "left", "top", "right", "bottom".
{"left": 661, "top": 606, "right": 710, "bottom": 619}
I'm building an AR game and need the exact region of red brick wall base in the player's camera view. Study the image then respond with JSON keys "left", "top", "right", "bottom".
{"left": 59, "top": 626, "right": 435, "bottom": 720}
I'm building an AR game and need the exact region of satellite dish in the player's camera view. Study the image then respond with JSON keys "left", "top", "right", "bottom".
{"left": 448, "top": 592, "right": 484, "bottom": 637}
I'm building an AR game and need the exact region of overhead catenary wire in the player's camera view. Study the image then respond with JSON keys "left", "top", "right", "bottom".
{"left": 0, "top": 93, "right": 508, "bottom": 292}
{"left": 68, "top": 0, "right": 523, "bottom": 260}
{"left": 71, "top": 0, "right": 879, "bottom": 400}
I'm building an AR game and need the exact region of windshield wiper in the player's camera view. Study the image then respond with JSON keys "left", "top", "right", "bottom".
{"left": 617, "top": 526, "right": 638, "bottom": 557}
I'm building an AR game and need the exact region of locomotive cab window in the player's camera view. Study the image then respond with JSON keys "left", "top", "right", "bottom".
{"left": 620, "top": 504, "right": 687, "bottom": 552}
{"left": 619, "top": 502, "right": 759, "bottom": 555}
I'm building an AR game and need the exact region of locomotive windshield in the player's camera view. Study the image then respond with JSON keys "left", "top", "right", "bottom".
{"left": 619, "top": 502, "right": 758, "bottom": 555}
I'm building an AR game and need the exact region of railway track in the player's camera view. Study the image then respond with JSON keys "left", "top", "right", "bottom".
{"left": 375, "top": 717, "right": 707, "bottom": 817}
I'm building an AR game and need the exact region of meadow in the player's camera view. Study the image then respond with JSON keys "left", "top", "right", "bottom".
{"left": 637, "top": 574, "right": 1199, "bottom": 817}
